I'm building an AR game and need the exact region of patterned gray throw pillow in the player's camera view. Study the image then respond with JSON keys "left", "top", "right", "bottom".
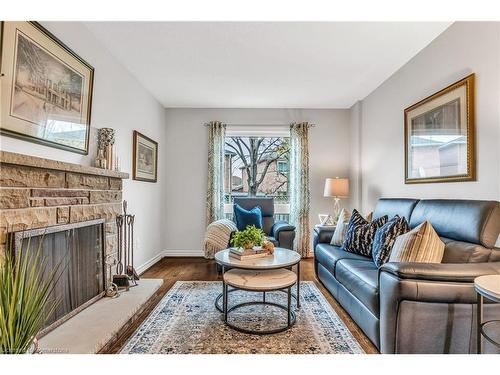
{"left": 341, "top": 209, "right": 388, "bottom": 257}
{"left": 371, "top": 215, "right": 410, "bottom": 267}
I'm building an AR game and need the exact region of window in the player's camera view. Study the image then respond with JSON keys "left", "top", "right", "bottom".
{"left": 224, "top": 130, "right": 290, "bottom": 215}
{"left": 224, "top": 136, "right": 290, "bottom": 203}
{"left": 277, "top": 160, "right": 288, "bottom": 174}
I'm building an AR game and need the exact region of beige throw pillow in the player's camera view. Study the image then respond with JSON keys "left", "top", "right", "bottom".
{"left": 330, "top": 209, "right": 351, "bottom": 246}
{"left": 389, "top": 221, "right": 445, "bottom": 263}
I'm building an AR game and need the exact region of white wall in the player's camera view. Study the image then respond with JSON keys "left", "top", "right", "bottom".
{"left": 163, "top": 108, "right": 351, "bottom": 256}
{"left": 352, "top": 22, "right": 500, "bottom": 212}
{"left": 0, "top": 22, "right": 168, "bottom": 271}
{"left": 349, "top": 101, "right": 363, "bottom": 212}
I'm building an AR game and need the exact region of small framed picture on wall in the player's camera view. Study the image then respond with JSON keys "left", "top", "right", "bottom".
{"left": 318, "top": 214, "right": 335, "bottom": 226}
{"left": 133, "top": 130, "right": 158, "bottom": 182}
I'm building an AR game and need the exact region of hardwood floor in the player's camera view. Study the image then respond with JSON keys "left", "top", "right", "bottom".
{"left": 104, "top": 257, "right": 379, "bottom": 354}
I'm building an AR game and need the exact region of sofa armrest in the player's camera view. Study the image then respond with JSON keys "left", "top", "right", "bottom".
{"left": 380, "top": 262, "right": 500, "bottom": 283}
{"left": 379, "top": 261, "right": 500, "bottom": 353}
{"left": 271, "top": 221, "right": 295, "bottom": 237}
{"left": 314, "top": 225, "right": 336, "bottom": 244}
{"left": 271, "top": 221, "right": 295, "bottom": 250}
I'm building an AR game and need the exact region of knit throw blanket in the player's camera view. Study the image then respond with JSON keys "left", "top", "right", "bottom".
{"left": 204, "top": 219, "right": 237, "bottom": 259}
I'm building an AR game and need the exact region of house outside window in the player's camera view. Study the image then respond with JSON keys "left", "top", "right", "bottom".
{"left": 277, "top": 160, "right": 288, "bottom": 174}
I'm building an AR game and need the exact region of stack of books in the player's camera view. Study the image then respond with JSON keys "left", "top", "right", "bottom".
{"left": 229, "top": 247, "right": 271, "bottom": 260}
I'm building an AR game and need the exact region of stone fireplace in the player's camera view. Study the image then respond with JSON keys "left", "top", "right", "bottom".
{"left": 0, "top": 151, "right": 164, "bottom": 353}
{"left": 0, "top": 151, "right": 129, "bottom": 334}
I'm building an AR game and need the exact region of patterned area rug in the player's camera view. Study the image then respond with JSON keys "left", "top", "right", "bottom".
{"left": 121, "top": 281, "right": 364, "bottom": 354}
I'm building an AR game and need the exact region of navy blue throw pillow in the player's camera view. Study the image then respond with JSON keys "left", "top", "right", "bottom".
{"left": 233, "top": 203, "right": 263, "bottom": 231}
{"left": 342, "top": 209, "right": 388, "bottom": 257}
{"left": 372, "top": 215, "right": 410, "bottom": 267}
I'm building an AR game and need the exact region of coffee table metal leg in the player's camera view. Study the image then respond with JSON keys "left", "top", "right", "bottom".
{"left": 221, "top": 265, "right": 225, "bottom": 295}
{"left": 224, "top": 281, "right": 228, "bottom": 323}
{"left": 287, "top": 286, "right": 292, "bottom": 326}
{"left": 297, "top": 261, "right": 301, "bottom": 309}
{"left": 477, "top": 293, "right": 483, "bottom": 354}
{"left": 263, "top": 291, "right": 266, "bottom": 303}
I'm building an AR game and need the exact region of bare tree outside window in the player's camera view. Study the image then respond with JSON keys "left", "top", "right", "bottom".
{"left": 224, "top": 137, "right": 290, "bottom": 204}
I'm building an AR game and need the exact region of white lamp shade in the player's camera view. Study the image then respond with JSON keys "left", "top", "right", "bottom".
{"left": 323, "top": 178, "right": 349, "bottom": 198}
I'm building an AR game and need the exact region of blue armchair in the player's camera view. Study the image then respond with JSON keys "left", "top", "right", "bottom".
{"left": 233, "top": 197, "right": 296, "bottom": 250}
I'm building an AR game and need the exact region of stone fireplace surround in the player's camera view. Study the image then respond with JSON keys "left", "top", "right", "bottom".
{"left": 0, "top": 151, "right": 128, "bottom": 267}
{"left": 0, "top": 151, "right": 164, "bottom": 353}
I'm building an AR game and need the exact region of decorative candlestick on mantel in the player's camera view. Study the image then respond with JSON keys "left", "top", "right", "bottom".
{"left": 96, "top": 127, "right": 116, "bottom": 170}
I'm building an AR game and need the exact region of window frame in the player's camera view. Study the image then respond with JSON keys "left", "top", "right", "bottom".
{"left": 223, "top": 125, "right": 291, "bottom": 216}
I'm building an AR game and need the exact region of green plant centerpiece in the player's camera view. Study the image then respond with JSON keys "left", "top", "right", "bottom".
{"left": 231, "top": 225, "right": 265, "bottom": 250}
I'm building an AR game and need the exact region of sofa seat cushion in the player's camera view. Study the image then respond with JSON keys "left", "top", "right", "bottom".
{"left": 315, "top": 243, "right": 371, "bottom": 276}
{"left": 335, "top": 259, "right": 380, "bottom": 316}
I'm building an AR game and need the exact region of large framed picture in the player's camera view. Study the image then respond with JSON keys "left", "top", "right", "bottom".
{"left": 0, "top": 21, "right": 94, "bottom": 154}
{"left": 133, "top": 131, "right": 158, "bottom": 183}
{"left": 404, "top": 74, "right": 475, "bottom": 184}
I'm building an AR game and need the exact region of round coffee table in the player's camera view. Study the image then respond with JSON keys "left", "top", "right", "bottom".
{"left": 214, "top": 247, "right": 301, "bottom": 314}
{"left": 222, "top": 268, "right": 297, "bottom": 334}
{"left": 475, "top": 275, "right": 500, "bottom": 353}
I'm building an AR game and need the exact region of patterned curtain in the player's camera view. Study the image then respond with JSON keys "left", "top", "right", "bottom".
{"left": 289, "top": 122, "right": 311, "bottom": 258}
{"left": 206, "top": 121, "right": 226, "bottom": 226}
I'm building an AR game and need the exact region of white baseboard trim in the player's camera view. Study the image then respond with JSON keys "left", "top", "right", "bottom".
{"left": 136, "top": 251, "right": 167, "bottom": 275}
{"left": 164, "top": 249, "right": 205, "bottom": 257}
{"left": 136, "top": 249, "right": 205, "bottom": 275}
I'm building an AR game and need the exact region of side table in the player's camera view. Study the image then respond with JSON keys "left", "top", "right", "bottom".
{"left": 474, "top": 275, "right": 500, "bottom": 353}
{"left": 222, "top": 268, "right": 297, "bottom": 334}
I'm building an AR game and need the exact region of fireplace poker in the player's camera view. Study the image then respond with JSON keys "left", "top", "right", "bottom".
{"left": 112, "top": 200, "right": 138, "bottom": 289}
{"left": 115, "top": 215, "right": 124, "bottom": 274}
{"left": 113, "top": 212, "right": 130, "bottom": 290}
{"left": 126, "top": 215, "right": 139, "bottom": 281}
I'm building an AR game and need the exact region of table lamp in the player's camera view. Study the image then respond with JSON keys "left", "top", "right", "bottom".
{"left": 323, "top": 177, "right": 349, "bottom": 222}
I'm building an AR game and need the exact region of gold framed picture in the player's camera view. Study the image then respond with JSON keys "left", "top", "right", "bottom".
{"left": 404, "top": 74, "right": 475, "bottom": 184}
{"left": 0, "top": 21, "right": 94, "bottom": 154}
{"left": 133, "top": 131, "right": 158, "bottom": 183}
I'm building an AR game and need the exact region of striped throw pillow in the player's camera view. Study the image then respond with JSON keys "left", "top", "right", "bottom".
{"left": 330, "top": 208, "right": 351, "bottom": 246}
{"left": 342, "top": 209, "right": 388, "bottom": 257}
{"left": 389, "top": 221, "right": 445, "bottom": 263}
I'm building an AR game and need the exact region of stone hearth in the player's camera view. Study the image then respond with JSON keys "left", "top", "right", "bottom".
{"left": 39, "top": 278, "right": 163, "bottom": 354}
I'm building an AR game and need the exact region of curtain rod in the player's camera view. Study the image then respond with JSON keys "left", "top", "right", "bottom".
{"left": 204, "top": 123, "right": 315, "bottom": 127}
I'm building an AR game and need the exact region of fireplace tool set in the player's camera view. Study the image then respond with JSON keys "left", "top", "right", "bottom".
{"left": 105, "top": 255, "right": 119, "bottom": 298}
{"left": 112, "top": 200, "right": 139, "bottom": 291}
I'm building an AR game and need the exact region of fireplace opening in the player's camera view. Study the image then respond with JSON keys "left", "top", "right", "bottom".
{"left": 12, "top": 219, "right": 106, "bottom": 336}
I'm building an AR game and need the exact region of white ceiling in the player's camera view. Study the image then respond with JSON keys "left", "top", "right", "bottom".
{"left": 84, "top": 22, "right": 451, "bottom": 108}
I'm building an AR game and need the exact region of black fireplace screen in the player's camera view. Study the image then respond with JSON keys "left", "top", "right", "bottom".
{"left": 14, "top": 219, "right": 105, "bottom": 334}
